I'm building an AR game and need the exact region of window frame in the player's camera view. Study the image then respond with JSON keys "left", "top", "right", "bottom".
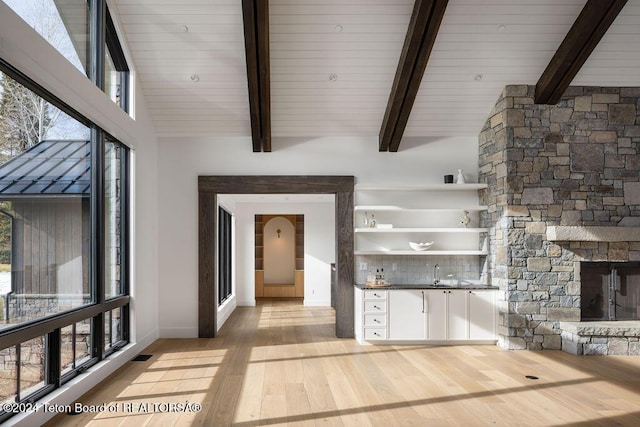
{"left": 105, "top": 6, "right": 130, "bottom": 112}
{"left": 218, "top": 206, "right": 233, "bottom": 306}
{"left": 0, "top": 0, "right": 131, "bottom": 416}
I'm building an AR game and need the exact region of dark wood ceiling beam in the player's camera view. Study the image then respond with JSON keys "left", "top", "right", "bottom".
{"left": 535, "top": 0, "right": 627, "bottom": 105}
{"left": 379, "top": 0, "right": 448, "bottom": 152}
{"left": 242, "top": 0, "right": 271, "bottom": 152}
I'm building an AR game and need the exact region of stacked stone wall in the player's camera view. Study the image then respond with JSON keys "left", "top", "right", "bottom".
{"left": 5, "top": 294, "right": 90, "bottom": 324}
{"left": 479, "top": 85, "right": 640, "bottom": 350}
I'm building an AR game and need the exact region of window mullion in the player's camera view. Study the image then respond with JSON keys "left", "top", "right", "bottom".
{"left": 46, "top": 330, "right": 61, "bottom": 388}
{"left": 15, "top": 344, "right": 21, "bottom": 402}
{"left": 89, "top": 0, "right": 106, "bottom": 90}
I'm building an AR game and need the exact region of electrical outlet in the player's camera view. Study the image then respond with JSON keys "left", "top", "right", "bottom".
{"left": 359, "top": 262, "right": 368, "bottom": 271}
{"left": 392, "top": 263, "right": 398, "bottom": 271}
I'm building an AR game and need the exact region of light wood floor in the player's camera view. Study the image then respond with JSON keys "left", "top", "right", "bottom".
{"left": 45, "top": 299, "right": 640, "bottom": 426}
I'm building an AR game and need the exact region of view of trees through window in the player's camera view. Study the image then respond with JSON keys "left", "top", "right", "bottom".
{"left": 3, "top": 0, "right": 129, "bottom": 110}
{"left": 0, "top": 68, "right": 93, "bottom": 407}
{"left": 2, "top": 0, "right": 88, "bottom": 74}
{"left": 0, "top": 70, "right": 91, "bottom": 330}
{"left": 0, "top": 2, "right": 130, "bottom": 419}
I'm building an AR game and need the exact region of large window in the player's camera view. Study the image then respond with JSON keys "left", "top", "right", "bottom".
{"left": 0, "top": 18, "right": 130, "bottom": 420}
{"left": 2, "top": 0, "right": 89, "bottom": 75}
{"left": 0, "top": 71, "right": 92, "bottom": 329}
{"left": 0, "top": 1, "right": 131, "bottom": 420}
{"left": 2, "top": 1, "right": 130, "bottom": 113}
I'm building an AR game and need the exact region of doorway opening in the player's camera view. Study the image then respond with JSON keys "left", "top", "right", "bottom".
{"left": 198, "top": 175, "right": 354, "bottom": 338}
{"left": 255, "top": 214, "right": 304, "bottom": 299}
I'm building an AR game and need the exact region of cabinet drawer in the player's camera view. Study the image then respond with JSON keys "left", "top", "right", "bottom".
{"left": 364, "top": 290, "right": 388, "bottom": 300}
{"left": 364, "top": 314, "right": 387, "bottom": 327}
{"left": 364, "top": 328, "right": 387, "bottom": 340}
{"left": 364, "top": 301, "right": 387, "bottom": 313}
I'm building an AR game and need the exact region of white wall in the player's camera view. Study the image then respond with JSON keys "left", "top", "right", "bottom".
{"left": 157, "top": 135, "right": 478, "bottom": 336}
{"left": 1, "top": 4, "right": 160, "bottom": 425}
{"left": 263, "top": 217, "right": 296, "bottom": 284}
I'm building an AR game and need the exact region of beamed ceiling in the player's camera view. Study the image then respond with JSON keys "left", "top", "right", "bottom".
{"left": 113, "top": 0, "right": 640, "bottom": 151}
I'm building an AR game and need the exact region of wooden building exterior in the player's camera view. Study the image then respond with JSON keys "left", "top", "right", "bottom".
{"left": 0, "top": 140, "right": 90, "bottom": 296}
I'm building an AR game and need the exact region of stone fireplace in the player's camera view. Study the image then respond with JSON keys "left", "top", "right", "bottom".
{"left": 479, "top": 85, "right": 640, "bottom": 355}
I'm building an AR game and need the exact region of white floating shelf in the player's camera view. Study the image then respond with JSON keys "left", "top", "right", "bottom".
{"left": 355, "top": 183, "right": 488, "bottom": 191}
{"left": 355, "top": 250, "right": 489, "bottom": 256}
{"left": 354, "top": 205, "right": 488, "bottom": 212}
{"left": 355, "top": 227, "right": 488, "bottom": 233}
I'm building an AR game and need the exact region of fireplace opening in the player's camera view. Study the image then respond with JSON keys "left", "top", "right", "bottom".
{"left": 581, "top": 262, "right": 640, "bottom": 321}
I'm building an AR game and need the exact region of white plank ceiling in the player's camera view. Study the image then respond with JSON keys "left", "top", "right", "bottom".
{"left": 113, "top": 0, "right": 640, "bottom": 141}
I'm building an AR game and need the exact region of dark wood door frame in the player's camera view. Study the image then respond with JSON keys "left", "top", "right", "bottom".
{"left": 198, "top": 175, "right": 355, "bottom": 338}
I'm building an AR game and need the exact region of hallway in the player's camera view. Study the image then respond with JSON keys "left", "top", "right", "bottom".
{"left": 46, "top": 300, "right": 640, "bottom": 426}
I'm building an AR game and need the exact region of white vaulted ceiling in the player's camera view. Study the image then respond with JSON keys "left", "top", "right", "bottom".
{"left": 113, "top": 0, "right": 640, "bottom": 142}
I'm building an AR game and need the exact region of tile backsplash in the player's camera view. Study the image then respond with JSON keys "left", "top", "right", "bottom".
{"left": 355, "top": 255, "right": 484, "bottom": 285}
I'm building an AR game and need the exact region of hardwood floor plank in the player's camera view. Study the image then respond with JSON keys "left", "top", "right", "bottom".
{"left": 43, "top": 300, "right": 640, "bottom": 427}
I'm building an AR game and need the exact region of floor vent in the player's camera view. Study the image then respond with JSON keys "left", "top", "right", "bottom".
{"left": 132, "top": 354, "right": 152, "bottom": 362}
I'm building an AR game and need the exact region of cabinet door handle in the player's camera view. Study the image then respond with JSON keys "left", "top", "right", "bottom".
{"left": 374, "top": 318, "right": 380, "bottom": 323}
{"left": 374, "top": 305, "right": 380, "bottom": 310}
{"left": 422, "top": 291, "right": 425, "bottom": 313}
{"left": 374, "top": 332, "right": 380, "bottom": 337}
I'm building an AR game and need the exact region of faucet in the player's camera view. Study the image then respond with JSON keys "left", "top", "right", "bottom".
{"left": 433, "top": 264, "right": 440, "bottom": 285}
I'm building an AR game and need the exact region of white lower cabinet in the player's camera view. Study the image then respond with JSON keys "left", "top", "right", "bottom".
{"left": 447, "top": 290, "right": 468, "bottom": 340}
{"left": 356, "top": 287, "right": 496, "bottom": 344}
{"left": 425, "top": 290, "right": 467, "bottom": 340}
{"left": 355, "top": 288, "right": 388, "bottom": 342}
{"left": 389, "top": 290, "right": 426, "bottom": 340}
{"left": 425, "top": 290, "right": 447, "bottom": 340}
{"left": 468, "top": 290, "right": 497, "bottom": 340}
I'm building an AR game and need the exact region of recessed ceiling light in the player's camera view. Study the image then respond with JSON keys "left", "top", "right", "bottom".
{"left": 497, "top": 25, "right": 506, "bottom": 33}
{"left": 335, "top": 24, "right": 343, "bottom": 32}
{"left": 180, "top": 24, "right": 189, "bottom": 33}
{"left": 190, "top": 74, "right": 200, "bottom": 82}
{"left": 474, "top": 73, "right": 484, "bottom": 81}
{"left": 329, "top": 73, "right": 338, "bottom": 81}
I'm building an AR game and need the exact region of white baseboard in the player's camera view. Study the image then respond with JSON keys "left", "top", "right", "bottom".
{"left": 158, "top": 327, "right": 197, "bottom": 338}
{"left": 134, "top": 329, "right": 159, "bottom": 350}
{"left": 303, "top": 299, "right": 331, "bottom": 307}
{"left": 237, "top": 299, "right": 256, "bottom": 306}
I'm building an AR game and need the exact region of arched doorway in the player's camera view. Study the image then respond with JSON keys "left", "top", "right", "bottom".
{"left": 255, "top": 215, "right": 304, "bottom": 299}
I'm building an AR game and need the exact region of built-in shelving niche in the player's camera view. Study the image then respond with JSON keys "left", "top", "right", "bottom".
{"left": 255, "top": 214, "right": 304, "bottom": 298}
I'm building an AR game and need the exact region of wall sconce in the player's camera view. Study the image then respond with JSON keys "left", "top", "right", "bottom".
{"left": 276, "top": 229, "right": 281, "bottom": 238}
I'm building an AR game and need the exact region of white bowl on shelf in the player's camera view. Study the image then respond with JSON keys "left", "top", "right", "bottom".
{"left": 409, "top": 241, "right": 434, "bottom": 251}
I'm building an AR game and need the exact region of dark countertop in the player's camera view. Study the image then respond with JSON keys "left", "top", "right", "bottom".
{"left": 355, "top": 283, "right": 499, "bottom": 290}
